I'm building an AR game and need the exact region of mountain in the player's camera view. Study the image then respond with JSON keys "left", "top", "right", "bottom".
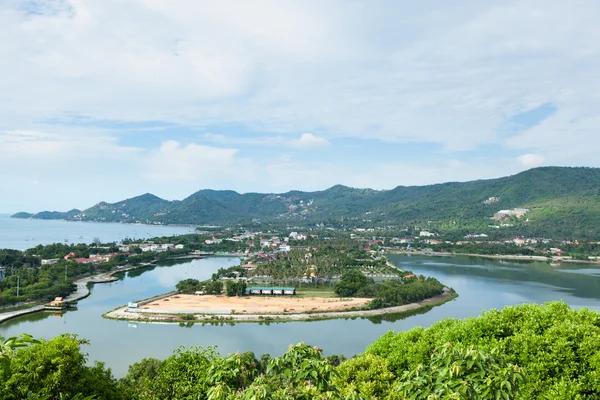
{"left": 12, "top": 167, "right": 600, "bottom": 238}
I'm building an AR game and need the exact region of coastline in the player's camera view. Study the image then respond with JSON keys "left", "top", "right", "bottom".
{"left": 8, "top": 214, "right": 198, "bottom": 229}
{"left": 387, "top": 250, "right": 600, "bottom": 265}
{"left": 0, "top": 272, "right": 116, "bottom": 325}
{"left": 102, "top": 289, "right": 457, "bottom": 324}
{"left": 0, "top": 254, "right": 216, "bottom": 325}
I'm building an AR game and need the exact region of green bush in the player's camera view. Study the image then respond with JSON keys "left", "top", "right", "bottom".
{"left": 366, "top": 301, "right": 600, "bottom": 399}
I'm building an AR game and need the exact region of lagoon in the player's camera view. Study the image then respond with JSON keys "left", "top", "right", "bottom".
{"left": 2, "top": 254, "right": 600, "bottom": 377}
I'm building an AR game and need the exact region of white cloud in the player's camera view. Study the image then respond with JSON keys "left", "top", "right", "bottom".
{"left": 146, "top": 141, "right": 239, "bottom": 182}
{"left": 290, "top": 133, "right": 330, "bottom": 149}
{"left": 517, "top": 154, "right": 545, "bottom": 168}
{"left": 1, "top": 0, "right": 600, "bottom": 210}
{"left": 200, "top": 132, "right": 330, "bottom": 149}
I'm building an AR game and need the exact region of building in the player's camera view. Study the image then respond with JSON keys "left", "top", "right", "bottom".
{"left": 50, "top": 297, "right": 66, "bottom": 306}
{"left": 0, "top": 267, "right": 5, "bottom": 282}
{"left": 419, "top": 231, "right": 436, "bottom": 237}
{"left": 244, "top": 286, "right": 296, "bottom": 296}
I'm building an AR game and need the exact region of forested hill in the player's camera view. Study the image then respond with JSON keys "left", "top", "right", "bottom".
{"left": 12, "top": 167, "right": 600, "bottom": 238}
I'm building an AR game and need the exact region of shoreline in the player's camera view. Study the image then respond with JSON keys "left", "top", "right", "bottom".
{"left": 102, "top": 289, "right": 457, "bottom": 324}
{"left": 0, "top": 254, "right": 215, "bottom": 325}
{"left": 0, "top": 272, "right": 117, "bottom": 325}
{"left": 8, "top": 214, "right": 199, "bottom": 229}
{"left": 387, "top": 250, "right": 600, "bottom": 265}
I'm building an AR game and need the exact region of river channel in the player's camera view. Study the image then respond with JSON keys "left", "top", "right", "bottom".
{"left": 1, "top": 254, "right": 600, "bottom": 377}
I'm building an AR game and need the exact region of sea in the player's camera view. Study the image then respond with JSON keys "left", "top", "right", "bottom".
{"left": 0, "top": 214, "right": 195, "bottom": 251}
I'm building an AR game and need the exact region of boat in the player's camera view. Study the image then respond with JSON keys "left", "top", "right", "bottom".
{"left": 550, "top": 261, "right": 562, "bottom": 267}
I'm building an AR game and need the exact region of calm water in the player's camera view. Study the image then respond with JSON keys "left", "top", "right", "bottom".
{"left": 1, "top": 254, "right": 600, "bottom": 377}
{"left": 0, "top": 214, "right": 194, "bottom": 250}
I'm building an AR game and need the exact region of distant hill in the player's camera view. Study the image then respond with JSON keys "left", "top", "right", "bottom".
{"left": 12, "top": 167, "right": 600, "bottom": 239}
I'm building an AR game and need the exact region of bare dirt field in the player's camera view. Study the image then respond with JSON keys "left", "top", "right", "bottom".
{"left": 141, "top": 294, "right": 371, "bottom": 314}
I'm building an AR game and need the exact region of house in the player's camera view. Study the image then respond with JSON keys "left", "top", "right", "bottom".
{"left": 140, "top": 243, "right": 174, "bottom": 252}
{"left": 493, "top": 208, "right": 530, "bottom": 220}
{"left": 242, "top": 263, "right": 258, "bottom": 270}
{"left": 41, "top": 259, "right": 59, "bottom": 265}
{"left": 465, "top": 234, "right": 488, "bottom": 239}
{"left": 244, "top": 287, "right": 296, "bottom": 296}
{"left": 50, "top": 297, "right": 65, "bottom": 306}
{"left": 0, "top": 267, "right": 5, "bottom": 282}
{"left": 74, "top": 254, "right": 116, "bottom": 264}
{"left": 513, "top": 237, "right": 526, "bottom": 246}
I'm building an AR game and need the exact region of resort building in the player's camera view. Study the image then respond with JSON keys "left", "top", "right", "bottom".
{"left": 244, "top": 286, "right": 296, "bottom": 296}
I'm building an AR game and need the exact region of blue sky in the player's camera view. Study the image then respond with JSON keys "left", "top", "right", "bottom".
{"left": 0, "top": 0, "right": 599, "bottom": 212}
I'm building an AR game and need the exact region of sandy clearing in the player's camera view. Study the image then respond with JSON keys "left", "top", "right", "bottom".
{"left": 141, "top": 294, "right": 371, "bottom": 314}
{"left": 104, "top": 291, "right": 456, "bottom": 322}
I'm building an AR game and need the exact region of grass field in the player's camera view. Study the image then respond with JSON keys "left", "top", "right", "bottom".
{"left": 295, "top": 288, "right": 337, "bottom": 298}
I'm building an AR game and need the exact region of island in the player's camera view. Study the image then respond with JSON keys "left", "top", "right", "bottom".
{"left": 104, "top": 239, "right": 456, "bottom": 323}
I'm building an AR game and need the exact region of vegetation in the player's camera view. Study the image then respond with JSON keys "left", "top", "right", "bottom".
{"left": 333, "top": 269, "right": 447, "bottom": 309}
{"left": 1, "top": 334, "right": 123, "bottom": 400}
{"left": 176, "top": 278, "right": 222, "bottom": 295}
{"left": 0, "top": 240, "right": 187, "bottom": 307}
{"left": 14, "top": 167, "right": 600, "bottom": 239}
{"left": 3, "top": 302, "right": 598, "bottom": 399}
{"left": 367, "top": 301, "right": 600, "bottom": 399}
{"left": 0, "top": 248, "right": 79, "bottom": 307}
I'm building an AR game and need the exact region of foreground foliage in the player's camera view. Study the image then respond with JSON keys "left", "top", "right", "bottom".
{"left": 367, "top": 301, "right": 600, "bottom": 399}
{"left": 1, "top": 334, "right": 123, "bottom": 400}
{"left": 2, "top": 302, "right": 600, "bottom": 399}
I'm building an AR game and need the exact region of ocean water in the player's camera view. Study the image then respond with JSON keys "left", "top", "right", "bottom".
{"left": 0, "top": 214, "right": 195, "bottom": 251}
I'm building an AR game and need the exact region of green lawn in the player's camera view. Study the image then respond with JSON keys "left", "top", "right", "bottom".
{"left": 295, "top": 288, "right": 337, "bottom": 298}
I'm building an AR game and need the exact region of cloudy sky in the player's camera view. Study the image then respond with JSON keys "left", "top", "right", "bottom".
{"left": 1, "top": 0, "right": 598, "bottom": 212}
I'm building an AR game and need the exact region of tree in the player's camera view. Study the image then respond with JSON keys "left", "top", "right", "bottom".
{"left": 396, "top": 343, "right": 525, "bottom": 400}
{"left": 0, "top": 334, "right": 40, "bottom": 380}
{"left": 175, "top": 278, "right": 201, "bottom": 293}
{"left": 334, "top": 353, "right": 396, "bottom": 399}
{"left": 149, "top": 346, "right": 220, "bottom": 399}
{"left": 333, "top": 269, "right": 373, "bottom": 297}
{"left": 1, "top": 334, "right": 123, "bottom": 400}
{"left": 119, "top": 358, "right": 163, "bottom": 399}
{"left": 207, "top": 343, "right": 340, "bottom": 400}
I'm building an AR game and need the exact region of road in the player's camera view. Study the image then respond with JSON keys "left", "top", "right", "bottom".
{"left": 0, "top": 272, "right": 116, "bottom": 325}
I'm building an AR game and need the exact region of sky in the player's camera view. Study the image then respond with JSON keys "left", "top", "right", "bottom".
{"left": 1, "top": 0, "right": 599, "bottom": 212}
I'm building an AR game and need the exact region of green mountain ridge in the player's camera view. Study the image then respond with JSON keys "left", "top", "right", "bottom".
{"left": 11, "top": 167, "right": 600, "bottom": 238}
